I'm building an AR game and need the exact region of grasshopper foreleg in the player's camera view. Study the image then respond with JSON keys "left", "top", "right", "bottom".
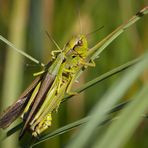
{"left": 81, "top": 59, "right": 96, "bottom": 68}
{"left": 33, "top": 70, "right": 45, "bottom": 77}
{"left": 51, "top": 50, "right": 62, "bottom": 59}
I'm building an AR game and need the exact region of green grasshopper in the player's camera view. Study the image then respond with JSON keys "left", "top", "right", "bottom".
{"left": 1, "top": 6, "right": 146, "bottom": 139}
{"left": 0, "top": 34, "right": 95, "bottom": 139}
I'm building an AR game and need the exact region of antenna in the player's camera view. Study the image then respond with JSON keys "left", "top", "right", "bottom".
{"left": 86, "top": 26, "right": 104, "bottom": 37}
{"left": 45, "top": 31, "right": 61, "bottom": 50}
{"left": 78, "top": 9, "right": 83, "bottom": 34}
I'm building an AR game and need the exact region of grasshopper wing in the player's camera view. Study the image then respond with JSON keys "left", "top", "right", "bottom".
{"left": 19, "top": 73, "right": 55, "bottom": 139}
{"left": 0, "top": 76, "right": 42, "bottom": 129}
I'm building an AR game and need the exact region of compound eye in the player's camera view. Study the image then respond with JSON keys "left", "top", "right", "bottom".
{"left": 77, "top": 40, "right": 82, "bottom": 46}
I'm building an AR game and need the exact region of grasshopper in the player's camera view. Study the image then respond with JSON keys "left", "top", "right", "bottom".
{"left": 0, "top": 34, "right": 95, "bottom": 139}
{"left": 1, "top": 6, "right": 147, "bottom": 139}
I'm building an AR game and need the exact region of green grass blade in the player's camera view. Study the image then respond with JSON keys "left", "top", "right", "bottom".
{"left": 31, "top": 116, "right": 113, "bottom": 147}
{"left": 31, "top": 100, "right": 130, "bottom": 146}
{"left": 88, "top": 6, "right": 148, "bottom": 60}
{"left": 95, "top": 84, "right": 148, "bottom": 148}
{"left": 0, "top": 35, "right": 45, "bottom": 67}
{"left": 66, "top": 53, "right": 148, "bottom": 148}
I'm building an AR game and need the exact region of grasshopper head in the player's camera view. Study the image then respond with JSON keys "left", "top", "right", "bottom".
{"left": 65, "top": 35, "right": 88, "bottom": 58}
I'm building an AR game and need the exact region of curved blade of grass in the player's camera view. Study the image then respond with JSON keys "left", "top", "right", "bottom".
{"left": 0, "top": 35, "right": 45, "bottom": 67}
{"left": 1, "top": 56, "right": 140, "bottom": 140}
{"left": 88, "top": 6, "right": 148, "bottom": 60}
{"left": 31, "top": 116, "right": 113, "bottom": 147}
{"left": 95, "top": 84, "right": 148, "bottom": 148}
{"left": 31, "top": 100, "right": 130, "bottom": 147}
{"left": 66, "top": 53, "right": 148, "bottom": 148}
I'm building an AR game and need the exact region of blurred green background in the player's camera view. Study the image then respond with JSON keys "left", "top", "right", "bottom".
{"left": 0, "top": 0, "right": 147, "bottom": 147}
